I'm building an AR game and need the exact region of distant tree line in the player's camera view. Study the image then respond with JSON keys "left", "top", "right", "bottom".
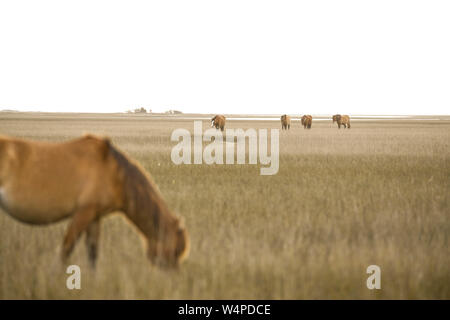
{"left": 126, "top": 107, "right": 182, "bottom": 114}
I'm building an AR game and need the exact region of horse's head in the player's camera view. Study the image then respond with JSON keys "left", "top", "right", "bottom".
{"left": 211, "top": 116, "right": 217, "bottom": 127}
{"left": 147, "top": 218, "right": 190, "bottom": 269}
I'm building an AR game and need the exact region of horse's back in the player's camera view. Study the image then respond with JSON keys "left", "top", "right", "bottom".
{"left": 0, "top": 135, "right": 121, "bottom": 224}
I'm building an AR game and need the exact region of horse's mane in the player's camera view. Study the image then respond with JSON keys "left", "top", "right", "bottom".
{"left": 106, "top": 142, "right": 189, "bottom": 266}
{"left": 108, "top": 142, "right": 171, "bottom": 230}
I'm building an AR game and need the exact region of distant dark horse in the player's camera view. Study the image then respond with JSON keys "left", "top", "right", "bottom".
{"left": 301, "top": 115, "right": 312, "bottom": 129}
{"left": 211, "top": 115, "right": 226, "bottom": 131}
{"left": 332, "top": 114, "right": 351, "bottom": 129}
{"left": 281, "top": 115, "right": 291, "bottom": 130}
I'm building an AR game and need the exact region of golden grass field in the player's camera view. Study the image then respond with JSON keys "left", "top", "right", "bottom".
{"left": 0, "top": 112, "right": 449, "bottom": 299}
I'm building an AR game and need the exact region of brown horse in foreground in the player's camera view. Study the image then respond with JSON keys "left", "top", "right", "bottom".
{"left": 211, "top": 115, "right": 226, "bottom": 131}
{"left": 280, "top": 115, "right": 291, "bottom": 130}
{"left": 0, "top": 135, "right": 189, "bottom": 269}
{"left": 301, "top": 115, "right": 312, "bottom": 129}
{"left": 332, "top": 114, "right": 351, "bottom": 129}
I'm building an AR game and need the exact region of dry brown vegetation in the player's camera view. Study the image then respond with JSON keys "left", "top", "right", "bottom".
{"left": 0, "top": 113, "right": 449, "bottom": 299}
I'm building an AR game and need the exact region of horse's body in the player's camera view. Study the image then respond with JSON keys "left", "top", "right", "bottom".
{"left": 301, "top": 115, "right": 312, "bottom": 129}
{"left": 0, "top": 135, "right": 189, "bottom": 269}
{"left": 280, "top": 115, "right": 291, "bottom": 130}
{"left": 332, "top": 114, "right": 351, "bottom": 129}
{"left": 211, "top": 115, "right": 226, "bottom": 131}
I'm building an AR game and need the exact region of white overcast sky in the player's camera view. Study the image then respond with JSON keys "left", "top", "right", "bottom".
{"left": 0, "top": 0, "right": 449, "bottom": 115}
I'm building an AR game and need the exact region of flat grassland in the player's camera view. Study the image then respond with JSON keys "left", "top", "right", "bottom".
{"left": 0, "top": 113, "right": 449, "bottom": 299}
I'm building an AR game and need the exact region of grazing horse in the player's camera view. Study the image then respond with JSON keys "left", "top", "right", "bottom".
{"left": 0, "top": 135, "right": 189, "bottom": 269}
{"left": 280, "top": 115, "right": 291, "bottom": 130}
{"left": 301, "top": 115, "right": 312, "bottom": 129}
{"left": 211, "top": 115, "right": 226, "bottom": 131}
{"left": 332, "top": 114, "right": 351, "bottom": 129}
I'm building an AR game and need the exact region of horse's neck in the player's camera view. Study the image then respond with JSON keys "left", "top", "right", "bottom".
{"left": 125, "top": 194, "right": 174, "bottom": 240}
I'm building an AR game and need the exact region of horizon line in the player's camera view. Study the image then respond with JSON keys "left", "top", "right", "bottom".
{"left": 1, "top": 110, "right": 450, "bottom": 117}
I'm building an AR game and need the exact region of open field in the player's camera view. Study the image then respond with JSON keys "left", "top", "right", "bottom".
{"left": 0, "top": 112, "right": 449, "bottom": 299}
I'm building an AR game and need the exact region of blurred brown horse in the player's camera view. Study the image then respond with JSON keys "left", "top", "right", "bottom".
{"left": 281, "top": 115, "right": 291, "bottom": 130}
{"left": 0, "top": 135, "right": 189, "bottom": 269}
{"left": 301, "top": 115, "right": 312, "bottom": 129}
{"left": 211, "top": 115, "right": 226, "bottom": 131}
{"left": 332, "top": 114, "right": 351, "bottom": 129}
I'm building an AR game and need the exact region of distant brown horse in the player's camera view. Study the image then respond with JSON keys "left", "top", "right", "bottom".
{"left": 281, "top": 115, "right": 291, "bottom": 130}
{"left": 301, "top": 115, "right": 312, "bottom": 129}
{"left": 332, "top": 114, "right": 351, "bottom": 129}
{"left": 211, "top": 115, "right": 226, "bottom": 131}
{"left": 0, "top": 135, "right": 189, "bottom": 269}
